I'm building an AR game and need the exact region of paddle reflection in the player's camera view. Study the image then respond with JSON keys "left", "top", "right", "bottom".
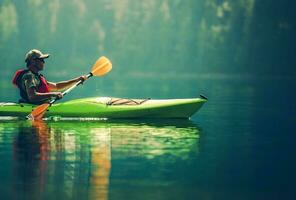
{"left": 12, "top": 120, "right": 50, "bottom": 199}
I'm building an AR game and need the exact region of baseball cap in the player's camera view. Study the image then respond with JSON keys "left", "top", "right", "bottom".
{"left": 25, "top": 49, "right": 50, "bottom": 63}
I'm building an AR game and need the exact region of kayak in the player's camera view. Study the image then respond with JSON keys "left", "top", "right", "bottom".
{"left": 0, "top": 96, "right": 207, "bottom": 119}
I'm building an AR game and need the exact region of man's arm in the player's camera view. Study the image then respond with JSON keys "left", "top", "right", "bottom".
{"left": 47, "top": 75, "right": 87, "bottom": 91}
{"left": 22, "top": 73, "right": 62, "bottom": 103}
{"left": 24, "top": 78, "right": 62, "bottom": 103}
{"left": 26, "top": 87, "right": 62, "bottom": 103}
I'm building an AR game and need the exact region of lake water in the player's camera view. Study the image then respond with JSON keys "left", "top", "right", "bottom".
{"left": 0, "top": 75, "right": 295, "bottom": 200}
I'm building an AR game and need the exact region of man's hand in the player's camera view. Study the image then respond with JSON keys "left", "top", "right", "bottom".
{"left": 77, "top": 75, "right": 87, "bottom": 84}
{"left": 51, "top": 92, "right": 63, "bottom": 100}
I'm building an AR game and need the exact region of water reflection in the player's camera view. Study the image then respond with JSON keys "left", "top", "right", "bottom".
{"left": 12, "top": 121, "right": 49, "bottom": 199}
{"left": 0, "top": 119, "right": 200, "bottom": 199}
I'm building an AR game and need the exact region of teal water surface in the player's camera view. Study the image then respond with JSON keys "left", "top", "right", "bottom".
{"left": 0, "top": 76, "right": 295, "bottom": 200}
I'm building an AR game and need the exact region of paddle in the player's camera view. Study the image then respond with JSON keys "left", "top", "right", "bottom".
{"left": 28, "top": 56, "right": 112, "bottom": 120}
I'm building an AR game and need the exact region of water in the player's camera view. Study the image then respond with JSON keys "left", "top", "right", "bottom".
{"left": 0, "top": 76, "right": 295, "bottom": 200}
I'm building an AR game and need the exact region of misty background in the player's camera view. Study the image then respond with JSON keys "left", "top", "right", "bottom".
{"left": 0, "top": 0, "right": 295, "bottom": 101}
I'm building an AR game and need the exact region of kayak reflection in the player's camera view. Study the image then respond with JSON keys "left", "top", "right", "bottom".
{"left": 5, "top": 119, "right": 201, "bottom": 199}
{"left": 46, "top": 119, "right": 201, "bottom": 161}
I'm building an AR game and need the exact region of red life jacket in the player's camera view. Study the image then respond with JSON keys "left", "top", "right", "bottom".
{"left": 12, "top": 69, "right": 50, "bottom": 102}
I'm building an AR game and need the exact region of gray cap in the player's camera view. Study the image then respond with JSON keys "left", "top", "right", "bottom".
{"left": 25, "top": 49, "right": 50, "bottom": 63}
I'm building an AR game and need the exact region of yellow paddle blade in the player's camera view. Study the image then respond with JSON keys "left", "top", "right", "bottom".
{"left": 91, "top": 56, "right": 112, "bottom": 76}
{"left": 29, "top": 103, "right": 50, "bottom": 120}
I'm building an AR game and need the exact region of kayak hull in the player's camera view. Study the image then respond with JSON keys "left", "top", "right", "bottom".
{"left": 0, "top": 97, "right": 207, "bottom": 119}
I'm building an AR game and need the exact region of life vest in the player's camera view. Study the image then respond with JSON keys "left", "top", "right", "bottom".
{"left": 12, "top": 69, "right": 50, "bottom": 102}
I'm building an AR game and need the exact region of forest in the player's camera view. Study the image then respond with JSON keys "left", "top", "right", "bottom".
{"left": 0, "top": 0, "right": 295, "bottom": 79}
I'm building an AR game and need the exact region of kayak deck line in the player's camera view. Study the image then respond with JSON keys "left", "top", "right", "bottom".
{"left": 106, "top": 97, "right": 151, "bottom": 105}
{"left": 0, "top": 96, "right": 207, "bottom": 119}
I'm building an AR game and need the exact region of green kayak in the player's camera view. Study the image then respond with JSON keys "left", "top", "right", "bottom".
{"left": 0, "top": 96, "right": 207, "bottom": 119}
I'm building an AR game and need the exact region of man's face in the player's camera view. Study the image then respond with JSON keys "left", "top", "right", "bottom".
{"left": 32, "top": 58, "right": 45, "bottom": 71}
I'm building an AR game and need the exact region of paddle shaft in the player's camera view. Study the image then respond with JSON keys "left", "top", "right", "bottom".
{"left": 49, "top": 72, "right": 93, "bottom": 104}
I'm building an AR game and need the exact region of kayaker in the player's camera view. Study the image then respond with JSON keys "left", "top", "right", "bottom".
{"left": 12, "top": 49, "right": 87, "bottom": 104}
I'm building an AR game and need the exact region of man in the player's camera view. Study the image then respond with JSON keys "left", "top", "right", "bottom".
{"left": 13, "top": 49, "right": 87, "bottom": 104}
